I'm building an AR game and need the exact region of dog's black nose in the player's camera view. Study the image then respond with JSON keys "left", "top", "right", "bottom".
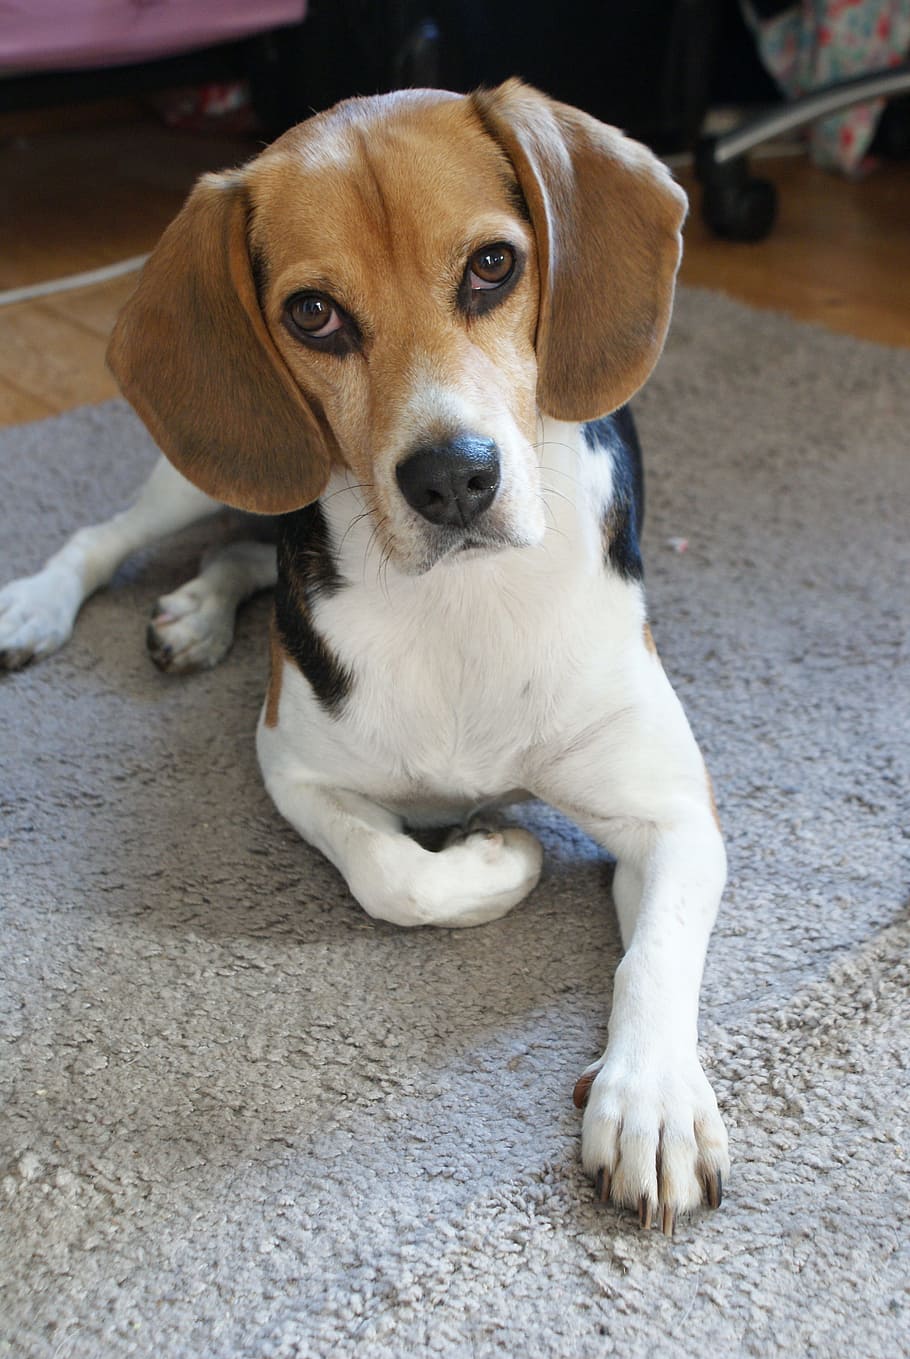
{"left": 396, "top": 436, "right": 500, "bottom": 528}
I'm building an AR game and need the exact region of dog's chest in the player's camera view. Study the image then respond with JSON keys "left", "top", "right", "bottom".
{"left": 265, "top": 422, "right": 646, "bottom": 807}
{"left": 272, "top": 545, "right": 642, "bottom": 808}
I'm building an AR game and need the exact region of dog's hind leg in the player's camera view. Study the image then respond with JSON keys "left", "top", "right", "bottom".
{"left": 0, "top": 455, "right": 221, "bottom": 670}
{"left": 148, "top": 540, "right": 277, "bottom": 673}
{"left": 258, "top": 758, "right": 543, "bottom": 928}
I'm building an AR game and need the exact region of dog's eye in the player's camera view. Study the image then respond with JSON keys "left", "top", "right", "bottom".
{"left": 468, "top": 244, "right": 515, "bottom": 291}
{"left": 284, "top": 292, "right": 343, "bottom": 341}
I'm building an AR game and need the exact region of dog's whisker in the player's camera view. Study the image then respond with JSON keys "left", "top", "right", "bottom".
{"left": 371, "top": 531, "right": 394, "bottom": 602}
{"left": 379, "top": 544, "right": 395, "bottom": 604}
{"left": 536, "top": 488, "right": 564, "bottom": 533}
{"left": 535, "top": 451, "right": 583, "bottom": 488}
{"left": 539, "top": 520, "right": 570, "bottom": 549}
{"left": 322, "top": 479, "right": 373, "bottom": 506}
{"left": 539, "top": 481, "right": 576, "bottom": 510}
{"left": 537, "top": 453, "right": 581, "bottom": 473}
{"left": 539, "top": 506, "right": 570, "bottom": 542}
{"left": 362, "top": 516, "right": 391, "bottom": 589}
{"left": 339, "top": 507, "right": 376, "bottom": 554}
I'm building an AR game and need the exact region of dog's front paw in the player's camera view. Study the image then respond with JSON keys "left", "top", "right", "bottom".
{"left": 147, "top": 584, "right": 235, "bottom": 673}
{"left": 0, "top": 574, "right": 79, "bottom": 670}
{"left": 574, "top": 1048, "right": 729, "bottom": 1235}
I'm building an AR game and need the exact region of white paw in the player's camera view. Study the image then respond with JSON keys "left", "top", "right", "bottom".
{"left": 574, "top": 1047, "right": 729, "bottom": 1234}
{"left": 0, "top": 573, "right": 78, "bottom": 670}
{"left": 147, "top": 583, "right": 236, "bottom": 673}
{"left": 430, "top": 826, "right": 544, "bottom": 926}
{"left": 353, "top": 825, "right": 544, "bottom": 928}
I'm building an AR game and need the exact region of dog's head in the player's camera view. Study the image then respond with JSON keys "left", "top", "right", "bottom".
{"left": 108, "top": 81, "right": 686, "bottom": 573}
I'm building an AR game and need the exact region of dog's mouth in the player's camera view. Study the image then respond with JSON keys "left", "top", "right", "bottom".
{"left": 455, "top": 535, "right": 501, "bottom": 555}
{"left": 415, "top": 525, "right": 526, "bottom": 573}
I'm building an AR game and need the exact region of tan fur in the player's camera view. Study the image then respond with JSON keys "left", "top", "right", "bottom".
{"left": 264, "top": 615, "right": 285, "bottom": 729}
{"left": 472, "top": 80, "right": 687, "bottom": 421}
{"left": 106, "top": 83, "right": 686, "bottom": 540}
{"left": 107, "top": 175, "right": 333, "bottom": 514}
{"left": 643, "top": 623, "right": 658, "bottom": 655}
{"left": 249, "top": 94, "right": 541, "bottom": 555}
{"left": 705, "top": 766, "right": 722, "bottom": 833}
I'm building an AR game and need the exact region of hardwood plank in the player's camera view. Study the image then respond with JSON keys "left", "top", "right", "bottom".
{"left": 678, "top": 157, "right": 910, "bottom": 346}
{"left": 0, "top": 303, "right": 119, "bottom": 412}
{"left": 0, "top": 98, "right": 144, "bottom": 139}
{"left": 0, "top": 121, "right": 255, "bottom": 289}
{"left": 0, "top": 374, "right": 57, "bottom": 426}
{"left": 41, "top": 273, "right": 142, "bottom": 339}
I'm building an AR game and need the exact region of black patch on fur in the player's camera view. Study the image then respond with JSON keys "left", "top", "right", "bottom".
{"left": 274, "top": 504, "right": 354, "bottom": 714}
{"left": 582, "top": 407, "right": 644, "bottom": 581}
{"left": 250, "top": 245, "right": 269, "bottom": 311}
{"left": 503, "top": 174, "right": 532, "bottom": 225}
{"left": 469, "top": 96, "right": 533, "bottom": 226}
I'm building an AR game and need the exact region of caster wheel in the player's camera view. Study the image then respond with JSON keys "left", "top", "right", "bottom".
{"left": 702, "top": 176, "right": 778, "bottom": 241}
{"left": 694, "top": 140, "right": 779, "bottom": 242}
{"left": 872, "top": 95, "right": 910, "bottom": 159}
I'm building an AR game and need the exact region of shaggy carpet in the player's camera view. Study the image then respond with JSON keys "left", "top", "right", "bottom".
{"left": 1, "top": 287, "right": 907, "bottom": 1359}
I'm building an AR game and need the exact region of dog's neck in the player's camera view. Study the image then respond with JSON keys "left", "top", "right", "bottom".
{"left": 296, "top": 418, "right": 618, "bottom": 608}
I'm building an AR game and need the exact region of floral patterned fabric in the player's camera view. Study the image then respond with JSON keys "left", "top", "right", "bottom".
{"left": 744, "top": 0, "right": 910, "bottom": 172}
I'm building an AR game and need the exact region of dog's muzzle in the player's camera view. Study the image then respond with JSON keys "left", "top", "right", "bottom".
{"left": 395, "top": 436, "right": 500, "bottom": 528}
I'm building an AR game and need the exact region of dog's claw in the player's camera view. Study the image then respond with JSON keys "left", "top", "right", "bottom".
{"left": 573, "top": 1076, "right": 594, "bottom": 1108}
{"left": 580, "top": 1051, "right": 729, "bottom": 1232}
{"left": 706, "top": 1169, "right": 723, "bottom": 1209}
{"left": 594, "top": 1168, "right": 611, "bottom": 1203}
{"left": 591, "top": 1173, "right": 679, "bottom": 1234}
{"left": 573, "top": 1070, "right": 596, "bottom": 1109}
{"left": 145, "top": 622, "right": 172, "bottom": 664}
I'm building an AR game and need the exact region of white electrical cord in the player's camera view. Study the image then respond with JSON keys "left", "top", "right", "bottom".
{"left": 0, "top": 253, "right": 149, "bottom": 309}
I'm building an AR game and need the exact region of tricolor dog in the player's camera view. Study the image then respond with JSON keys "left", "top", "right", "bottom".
{"left": 0, "top": 82, "right": 729, "bottom": 1233}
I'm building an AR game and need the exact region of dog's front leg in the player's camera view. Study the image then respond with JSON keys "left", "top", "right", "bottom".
{"left": 534, "top": 674, "right": 730, "bottom": 1233}
{"left": 0, "top": 455, "right": 221, "bottom": 669}
{"left": 259, "top": 754, "right": 543, "bottom": 928}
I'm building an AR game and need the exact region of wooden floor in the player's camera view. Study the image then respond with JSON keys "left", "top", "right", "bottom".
{"left": 1, "top": 109, "right": 908, "bottom": 429}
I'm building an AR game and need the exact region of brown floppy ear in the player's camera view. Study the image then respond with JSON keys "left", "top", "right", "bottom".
{"left": 471, "top": 80, "right": 687, "bottom": 421}
{"left": 107, "top": 171, "right": 332, "bottom": 515}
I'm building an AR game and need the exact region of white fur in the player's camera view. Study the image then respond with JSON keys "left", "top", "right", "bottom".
{"left": 0, "top": 422, "right": 728, "bottom": 1230}
{"left": 0, "top": 457, "right": 221, "bottom": 667}
{"left": 148, "top": 540, "right": 277, "bottom": 672}
{"left": 257, "top": 417, "right": 729, "bottom": 1220}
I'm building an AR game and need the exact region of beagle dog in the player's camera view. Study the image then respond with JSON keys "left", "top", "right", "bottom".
{"left": 0, "top": 82, "right": 729, "bottom": 1233}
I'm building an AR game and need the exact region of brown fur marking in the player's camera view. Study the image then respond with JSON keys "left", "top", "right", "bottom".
{"left": 705, "top": 766, "right": 721, "bottom": 832}
{"left": 265, "top": 614, "right": 285, "bottom": 728}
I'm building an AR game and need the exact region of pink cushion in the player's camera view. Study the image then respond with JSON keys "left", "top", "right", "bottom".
{"left": 0, "top": 1, "right": 308, "bottom": 72}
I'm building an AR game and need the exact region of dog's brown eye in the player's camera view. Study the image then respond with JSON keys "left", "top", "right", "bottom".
{"left": 285, "top": 292, "right": 342, "bottom": 340}
{"left": 469, "top": 243, "right": 515, "bottom": 291}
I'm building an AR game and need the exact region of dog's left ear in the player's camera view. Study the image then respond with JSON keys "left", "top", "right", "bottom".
{"left": 472, "top": 80, "right": 687, "bottom": 421}
{"left": 107, "top": 170, "right": 333, "bottom": 515}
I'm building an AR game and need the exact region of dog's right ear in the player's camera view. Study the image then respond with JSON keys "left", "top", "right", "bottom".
{"left": 472, "top": 81, "right": 687, "bottom": 423}
{"left": 107, "top": 171, "right": 332, "bottom": 515}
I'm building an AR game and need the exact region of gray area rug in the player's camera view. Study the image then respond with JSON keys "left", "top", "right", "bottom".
{"left": 1, "top": 287, "right": 908, "bottom": 1359}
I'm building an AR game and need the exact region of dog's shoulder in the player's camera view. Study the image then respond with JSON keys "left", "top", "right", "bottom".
{"left": 273, "top": 502, "right": 354, "bottom": 715}
{"left": 580, "top": 406, "right": 644, "bottom": 583}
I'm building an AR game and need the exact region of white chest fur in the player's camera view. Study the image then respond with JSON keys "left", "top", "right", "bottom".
{"left": 257, "top": 419, "right": 647, "bottom": 816}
